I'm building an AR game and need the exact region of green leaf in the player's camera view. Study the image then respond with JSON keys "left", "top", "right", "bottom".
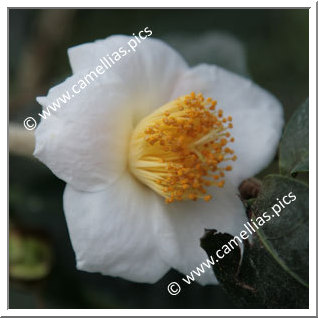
{"left": 201, "top": 230, "right": 262, "bottom": 308}
{"left": 279, "top": 99, "right": 309, "bottom": 175}
{"left": 201, "top": 175, "right": 308, "bottom": 308}
{"left": 9, "top": 229, "right": 52, "bottom": 281}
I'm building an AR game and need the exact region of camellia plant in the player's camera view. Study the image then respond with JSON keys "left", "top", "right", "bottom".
{"left": 201, "top": 99, "right": 309, "bottom": 308}
{"left": 32, "top": 35, "right": 308, "bottom": 307}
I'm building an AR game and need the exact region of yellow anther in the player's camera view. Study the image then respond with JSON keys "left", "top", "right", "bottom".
{"left": 128, "top": 92, "right": 236, "bottom": 203}
{"left": 165, "top": 197, "right": 174, "bottom": 204}
{"left": 217, "top": 180, "right": 225, "bottom": 188}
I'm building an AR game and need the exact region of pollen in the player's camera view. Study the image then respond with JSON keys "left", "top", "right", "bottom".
{"left": 128, "top": 92, "right": 236, "bottom": 203}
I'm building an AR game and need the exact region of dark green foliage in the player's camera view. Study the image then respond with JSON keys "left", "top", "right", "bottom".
{"left": 279, "top": 99, "right": 309, "bottom": 176}
{"left": 201, "top": 175, "right": 309, "bottom": 308}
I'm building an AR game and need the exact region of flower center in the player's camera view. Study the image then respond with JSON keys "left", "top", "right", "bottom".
{"left": 128, "top": 92, "right": 236, "bottom": 203}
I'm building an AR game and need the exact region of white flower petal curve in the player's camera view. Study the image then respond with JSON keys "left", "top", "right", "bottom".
{"left": 63, "top": 171, "right": 175, "bottom": 283}
{"left": 34, "top": 70, "right": 133, "bottom": 192}
{"left": 170, "top": 64, "right": 284, "bottom": 187}
{"left": 68, "top": 35, "right": 188, "bottom": 125}
{"left": 158, "top": 182, "right": 247, "bottom": 285}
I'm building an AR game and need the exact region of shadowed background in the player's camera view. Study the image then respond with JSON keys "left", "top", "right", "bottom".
{"left": 9, "top": 9, "right": 308, "bottom": 309}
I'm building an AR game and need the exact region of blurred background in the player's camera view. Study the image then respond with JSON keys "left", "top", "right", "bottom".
{"left": 9, "top": 9, "right": 308, "bottom": 309}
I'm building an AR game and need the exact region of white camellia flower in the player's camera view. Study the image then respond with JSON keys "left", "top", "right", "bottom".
{"left": 34, "top": 35, "right": 284, "bottom": 285}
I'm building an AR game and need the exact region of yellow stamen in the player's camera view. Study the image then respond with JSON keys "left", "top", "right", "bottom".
{"left": 128, "top": 92, "right": 236, "bottom": 203}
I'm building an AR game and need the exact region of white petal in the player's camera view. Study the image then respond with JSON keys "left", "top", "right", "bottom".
{"left": 159, "top": 183, "right": 247, "bottom": 285}
{"left": 63, "top": 172, "right": 173, "bottom": 283}
{"left": 171, "top": 64, "right": 284, "bottom": 186}
{"left": 34, "top": 70, "right": 133, "bottom": 191}
{"left": 68, "top": 35, "right": 188, "bottom": 125}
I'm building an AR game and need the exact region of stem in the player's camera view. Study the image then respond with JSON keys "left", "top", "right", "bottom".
{"left": 9, "top": 123, "right": 35, "bottom": 158}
